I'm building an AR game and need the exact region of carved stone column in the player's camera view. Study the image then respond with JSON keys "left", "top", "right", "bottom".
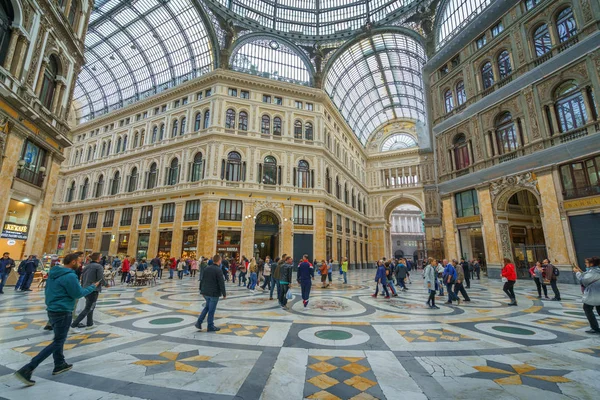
{"left": 2, "top": 28, "right": 20, "bottom": 71}
{"left": 12, "top": 36, "right": 30, "bottom": 80}
{"left": 51, "top": 81, "right": 65, "bottom": 115}
{"left": 35, "top": 61, "right": 48, "bottom": 96}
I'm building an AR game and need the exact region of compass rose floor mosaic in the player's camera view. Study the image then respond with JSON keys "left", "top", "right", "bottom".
{"left": 1, "top": 271, "right": 599, "bottom": 400}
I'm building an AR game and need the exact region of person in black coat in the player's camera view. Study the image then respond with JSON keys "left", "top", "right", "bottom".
{"left": 195, "top": 255, "right": 226, "bottom": 332}
{"left": 297, "top": 255, "right": 312, "bottom": 308}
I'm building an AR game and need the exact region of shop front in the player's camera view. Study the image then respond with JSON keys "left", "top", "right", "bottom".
{"left": 458, "top": 226, "right": 486, "bottom": 267}
{"left": 216, "top": 230, "right": 240, "bottom": 260}
{"left": 158, "top": 231, "right": 172, "bottom": 258}
{"left": 117, "top": 234, "right": 129, "bottom": 256}
{"left": 181, "top": 229, "right": 198, "bottom": 259}
{"left": 85, "top": 233, "right": 95, "bottom": 253}
{"left": 70, "top": 234, "right": 80, "bottom": 252}
{"left": 56, "top": 236, "right": 66, "bottom": 256}
{"left": 137, "top": 233, "right": 150, "bottom": 260}
{"left": 0, "top": 199, "right": 34, "bottom": 260}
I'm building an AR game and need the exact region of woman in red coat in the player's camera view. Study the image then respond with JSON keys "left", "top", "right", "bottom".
{"left": 501, "top": 258, "right": 518, "bottom": 306}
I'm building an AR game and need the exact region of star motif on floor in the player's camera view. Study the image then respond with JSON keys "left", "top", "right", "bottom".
{"left": 131, "top": 350, "right": 223, "bottom": 376}
{"left": 463, "top": 360, "right": 571, "bottom": 393}
{"left": 9, "top": 318, "right": 47, "bottom": 330}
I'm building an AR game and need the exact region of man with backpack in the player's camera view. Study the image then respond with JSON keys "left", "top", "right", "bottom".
{"left": 543, "top": 259, "right": 561, "bottom": 301}
{"left": 443, "top": 259, "right": 460, "bottom": 305}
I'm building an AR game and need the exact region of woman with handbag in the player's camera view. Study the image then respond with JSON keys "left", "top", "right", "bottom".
{"left": 573, "top": 257, "right": 600, "bottom": 334}
{"left": 424, "top": 258, "right": 439, "bottom": 309}
{"left": 529, "top": 262, "right": 548, "bottom": 299}
{"left": 501, "top": 258, "right": 518, "bottom": 306}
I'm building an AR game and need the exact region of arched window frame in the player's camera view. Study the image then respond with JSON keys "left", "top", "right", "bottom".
{"left": 495, "top": 112, "right": 519, "bottom": 155}
{"left": 325, "top": 168, "right": 331, "bottom": 194}
{"left": 223, "top": 151, "right": 245, "bottom": 182}
{"left": 194, "top": 112, "right": 202, "bottom": 131}
{"left": 273, "top": 116, "right": 282, "bottom": 136}
{"left": 444, "top": 89, "right": 454, "bottom": 113}
{"left": 238, "top": 111, "right": 248, "bottom": 131}
{"left": 261, "top": 115, "right": 271, "bottom": 135}
{"left": 127, "top": 167, "right": 138, "bottom": 192}
{"left": 261, "top": 156, "right": 278, "bottom": 185}
{"left": 110, "top": 171, "right": 121, "bottom": 195}
{"left": 532, "top": 23, "right": 552, "bottom": 57}
{"left": 452, "top": 133, "right": 471, "bottom": 170}
{"left": 225, "top": 108, "right": 236, "bottom": 129}
{"left": 294, "top": 160, "right": 312, "bottom": 188}
{"left": 80, "top": 178, "right": 89, "bottom": 200}
{"left": 203, "top": 110, "right": 210, "bottom": 129}
{"left": 159, "top": 123, "right": 165, "bottom": 140}
{"left": 556, "top": 7, "right": 577, "bottom": 43}
{"left": 180, "top": 117, "right": 186, "bottom": 135}
{"left": 497, "top": 50, "right": 512, "bottom": 80}
{"left": 554, "top": 81, "right": 588, "bottom": 133}
{"left": 40, "top": 55, "right": 59, "bottom": 110}
{"left": 305, "top": 122, "right": 313, "bottom": 140}
{"left": 456, "top": 80, "right": 466, "bottom": 106}
{"left": 166, "top": 158, "right": 179, "bottom": 186}
{"left": 171, "top": 119, "right": 179, "bottom": 138}
{"left": 294, "top": 120, "right": 303, "bottom": 139}
{"left": 190, "top": 152, "right": 204, "bottom": 182}
{"left": 146, "top": 162, "right": 158, "bottom": 189}
{"left": 66, "top": 181, "right": 76, "bottom": 202}
{"left": 151, "top": 126, "right": 158, "bottom": 143}
{"left": 481, "top": 61, "right": 494, "bottom": 89}
{"left": 94, "top": 174, "right": 104, "bottom": 198}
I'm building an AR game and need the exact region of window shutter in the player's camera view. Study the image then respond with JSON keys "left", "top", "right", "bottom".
{"left": 258, "top": 164, "right": 262, "bottom": 183}
{"left": 311, "top": 170, "right": 315, "bottom": 188}
{"left": 188, "top": 162, "right": 192, "bottom": 181}
{"left": 144, "top": 171, "right": 148, "bottom": 189}
{"left": 221, "top": 160, "right": 225, "bottom": 180}
{"left": 293, "top": 168, "right": 297, "bottom": 186}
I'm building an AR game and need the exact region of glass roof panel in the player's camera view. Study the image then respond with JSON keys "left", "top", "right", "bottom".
{"left": 381, "top": 133, "right": 417, "bottom": 151}
{"left": 74, "top": 0, "right": 214, "bottom": 124}
{"left": 436, "top": 0, "right": 493, "bottom": 50}
{"left": 325, "top": 32, "right": 426, "bottom": 144}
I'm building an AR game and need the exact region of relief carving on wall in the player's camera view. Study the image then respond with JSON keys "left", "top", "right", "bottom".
{"left": 490, "top": 172, "right": 539, "bottom": 209}
{"left": 537, "top": 62, "right": 589, "bottom": 103}
{"left": 470, "top": 117, "right": 483, "bottom": 159}
{"left": 253, "top": 201, "right": 281, "bottom": 215}
{"left": 514, "top": 31, "right": 525, "bottom": 65}
{"left": 26, "top": 25, "right": 46, "bottom": 88}
{"left": 523, "top": 88, "right": 541, "bottom": 139}
{"left": 581, "top": 0, "right": 593, "bottom": 22}
{"left": 498, "top": 222, "right": 513, "bottom": 259}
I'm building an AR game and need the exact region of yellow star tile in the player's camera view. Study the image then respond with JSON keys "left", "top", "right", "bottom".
{"left": 340, "top": 357, "right": 365, "bottom": 363}
{"left": 159, "top": 351, "right": 179, "bottom": 361}
{"left": 428, "top": 329, "right": 444, "bottom": 335}
{"left": 311, "top": 356, "right": 334, "bottom": 361}
{"left": 350, "top": 393, "right": 379, "bottom": 400}
{"left": 24, "top": 351, "right": 39, "bottom": 357}
{"left": 256, "top": 332, "right": 265, "bottom": 338}
{"left": 417, "top": 335, "right": 437, "bottom": 342}
{"left": 342, "top": 363, "right": 370, "bottom": 375}
{"left": 133, "top": 360, "right": 169, "bottom": 367}
{"left": 243, "top": 325, "right": 259, "bottom": 330}
{"left": 411, "top": 330, "right": 424, "bottom": 335}
{"left": 63, "top": 344, "right": 77, "bottom": 350}
{"left": 216, "top": 329, "right": 233, "bottom": 334}
{"left": 13, "top": 325, "right": 27, "bottom": 330}
{"left": 344, "top": 376, "right": 377, "bottom": 391}
{"left": 175, "top": 362, "right": 198, "bottom": 373}
{"left": 136, "top": 298, "right": 151, "bottom": 304}
{"left": 235, "top": 330, "right": 253, "bottom": 336}
{"left": 70, "top": 335, "right": 90, "bottom": 340}
{"left": 39, "top": 341, "right": 53, "bottom": 346}
{"left": 309, "top": 362, "right": 337, "bottom": 374}
{"left": 494, "top": 375, "right": 522, "bottom": 385}
{"left": 261, "top": 327, "right": 270, "bottom": 331}
{"left": 511, "top": 365, "right": 536, "bottom": 374}
{"left": 307, "top": 390, "right": 341, "bottom": 400}
{"left": 397, "top": 330, "right": 406, "bottom": 335}
{"left": 80, "top": 338, "right": 105, "bottom": 344}
{"left": 307, "top": 374, "right": 339, "bottom": 389}
{"left": 181, "top": 355, "right": 212, "bottom": 362}
{"left": 12, "top": 347, "right": 31, "bottom": 353}
{"left": 440, "top": 335, "right": 459, "bottom": 342}
{"left": 227, "top": 324, "right": 243, "bottom": 329}
{"left": 403, "top": 336, "right": 415, "bottom": 343}
{"left": 526, "top": 375, "right": 571, "bottom": 383}
{"left": 522, "top": 306, "right": 542, "bottom": 313}
{"left": 474, "top": 366, "right": 513, "bottom": 374}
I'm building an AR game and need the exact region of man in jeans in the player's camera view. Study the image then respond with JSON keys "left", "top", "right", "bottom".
{"left": 0, "top": 252, "right": 16, "bottom": 294}
{"left": 279, "top": 256, "right": 294, "bottom": 309}
{"left": 443, "top": 259, "right": 461, "bottom": 305}
{"left": 544, "top": 259, "right": 561, "bottom": 301}
{"left": 71, "top": 253, "right": 105, "bottom": 332}
{"left": 195, "top": 255, "right": 226, "bottom": 332}
{"left": 14, "top": 253, "right": 99, "bottom": 386}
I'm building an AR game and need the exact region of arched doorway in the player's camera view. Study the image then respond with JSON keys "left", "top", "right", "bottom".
{"left": 389, "top": 204, "right": 425, "bottom": 266}
{"left": 504, "top": 190, "right": 547, "bottom": 278}
{"left": 394, "top": 249, "right": 404, "bottom": 259}
{"left": 254, "top": 211, "right": 279, "bottom": 260}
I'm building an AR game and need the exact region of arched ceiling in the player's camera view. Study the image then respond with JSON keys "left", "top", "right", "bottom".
{"left": 73, "top": 0, "right": 216, "bottom": 123}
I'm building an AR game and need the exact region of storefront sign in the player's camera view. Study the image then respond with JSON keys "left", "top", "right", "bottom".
{"left": 216, "top": 245, "right": 240, "bottom": 253}
{"left": 456, "top": 215, "right": 481, "bottom": 225}
{"left": 1, "top": 223, "right": 29, "bottom": 240}
{"left": 563, "top": 195, "right": 600, "bottom": 210}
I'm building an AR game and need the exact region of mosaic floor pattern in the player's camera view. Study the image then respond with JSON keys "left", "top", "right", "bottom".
{"left": 0, "top": 270, "right": 599, "bottom": 400}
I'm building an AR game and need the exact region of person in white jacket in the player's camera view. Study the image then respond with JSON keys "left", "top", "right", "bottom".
{"left": 573, "top": 257, "right": 600, "bottom": 334}
{"left": 424, "top": 258, "right": 439, "bottom": 309}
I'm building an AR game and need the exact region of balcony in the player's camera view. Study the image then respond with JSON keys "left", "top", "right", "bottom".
{"left": 120, "top": 219, "right": 132, "bottom": 226}
{"left": 160, "top": 216, "right": 174, "bottom": 223}
{"left": 73, "top": 223, "right": 81, "bottom": 230}
{"left": 184, "top": 213, "right": 200, "bottom": 221}
{"left": 139, "top": 217, "right": 152, "bottom": 225}
{"left": 103, "top": 220, "right": 114, "bottom": 228}
{"left": 337, "top": 225, "right": 342, "bottom": 232}
{"left": 87, "top": 222, "right": 97, "bottom": 229}
{"left": 563, "top": 185, "right": 600, "bottom": 200}
{"left": 326, "top": 221, "right": 333, "bottom": 229}
{"left": 15, "top": 168, "right": 44, "bottom": 187}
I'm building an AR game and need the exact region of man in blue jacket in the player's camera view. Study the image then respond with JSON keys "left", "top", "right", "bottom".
{"left": 297, "top": 254, "right": 312, "bottom": 308}
{"left": 21, "top": 255, "right": 40, "bottom": 292}
{"left": 442, "top": 259, "right": 460, "bottom": 305}
{"left": 0, "top": 252, "right": 16, "bottom": 294}
{"left": 14, "top": 253, "right": 100, "bottom": 386}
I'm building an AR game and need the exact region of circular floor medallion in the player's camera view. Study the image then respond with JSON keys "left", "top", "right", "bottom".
{"left": 298, "top": 326, "right": 370, "bottom": 346}
{"left": 315, "top": 330, "right": 353, "bottom": 340}
{"left": 149, "top": 317, "right": 184, "bottom": 325}
{"left": 492, "top": 326, "right": 535, "bottom": 335}
{"left": 94, "top": 299, "right": 133, "bottom": 307}
{"left": 132, "top": 314, "right": 198, "bottom": 329}
{"left": 475, "top": 322, "right": 557, "bottom": 340}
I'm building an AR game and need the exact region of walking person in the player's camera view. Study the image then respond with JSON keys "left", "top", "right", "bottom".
{"left": 443, "top": 259, "right": 460, "bottom": 305}
{"left": 260, "top": 256, "right": 272, "bottom": 291}
{"left": 385, "top": 262, "right": 398, "bottom": 297}
{"left": 230, "top": 258, "right": 237, "bottom": 284}
{"left": 473, "top": 259, "right": 481, "bottom": 280}
{"left": 424, "top": 258, "right": 439, "bottom": 309}
{"left": 177, "top": 258, "right": 185, "bottom": 279}
{"left": 327, "top": 259, "right": 333, "bottom": 284}
{"left": 14, "top": 256, "right": 31, "bottom": 291}
{"left": 151, "top": 255, "right": 161, "bottom": 279}
{"left": 238, "top": 261, "right": 247, "bottom": 287}
{"left": 271, "top": 256, "right": 283, "bottom": 302}
{"left": 71, "top": 253, "right": 105, "bottom": 332}
{"left": 0, "top": 252, "right": 16, "bottom": 294}
{"left": 543, "top": 259, "right": 561, "bottom": 301}
{"left": 14, "top": 253, "right": 101, "bottom": 386}
{"left": 396, "top": 259, "right": 408, "bottom": 291}
{"left": 298, "top": 255, "right": 312, "bottom": 307}
{"left": 121, "top": 256, "right": 131, "bottom": 284}
{"left": 168, "top": 256, "right": 176, "bottom": 279}
{"left": 195, "top": 255, "right": 226, "bottom": 332}
{"left": 319, "top": 260, "right": 329, "bottom": 288}
{"left": 341, "top": 257, "right": 348, "bottom": 284}
{"left": 501, "top": 258, "right": 518, "bottom": 306}
{"left": 279, "top": 256, "right": 294, "bottom": 309}
{"left": 529, "top": 262, "right": 549, "bottom": 299}
{"left": 453, "top": 259, "right": 471, "bottom": 302}
{"left": 21, "top": 255, "right": 39, "bottom": 292}
{"left": 573, "top": 257, "right": 600, "bottom": 334}
{"left": 248, "top": 258, "right": 258, "bottom": 291}
{"left": 436, "top": 261, "right": 445, "bottom": 297}
{"left": 460, "top": 258, "right": 471, "bottom": 289}
{"left": 372, "top": 261, "right": 390, "bottom": 298}
{"left": 190, "top": 257, "right": 198, "bottom": 278}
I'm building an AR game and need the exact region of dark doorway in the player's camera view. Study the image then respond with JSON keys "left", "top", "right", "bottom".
{"left": 100, "top": 234, "right": 111, "bottom": 255}
{"left": 293, "top": 233, "right": 313, "bottom": 265}
{"left": 570, "top": 214, "right": 600, "bottom": 269}
{"left": 394, "top": 250, "right": 404, "bottom": 259}
{"left": 254, "top": 212, "right": 279, "bottom": 260}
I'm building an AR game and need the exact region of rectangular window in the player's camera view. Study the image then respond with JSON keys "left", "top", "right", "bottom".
{"left": 137, "top": 233, "right": 150, "bottom": 260}
{"left": 136, "top": 114, "right": 141, "bottom": 121}
{"left": 337, "top": 214, "right": 342, "bottom": 231}
{"left": 451, "top": 56, "right": 460, "bottom": 67}
{"left": 73, "top": 214, "right": 83, "bottom": 229}
{"left": 455, "top": 189, "right": 480, "bottom": 218}
{"left": 87, "top": 212, "right": 98, "bottom": 228}
{"left": 295, "top": 101, "right": 303, "bottom": 109}
{"left": 228, "top": 88, "right": 238, "bottom": 97}
{"left": 345, "top": 217, "right": 350, "bottom": 234}
{"left": 174, "top": 100, "right": 180, "bottom": 108}
{"left": 161, "top": 202, "right": 175, "bottom": 223}
{"left": 205, "top": 89, "right": 212, "bottom": 97}
{"left": 337, "top": 238, "right": 342, "bottom": 263}
{"left": 103, "top": 210, "right": 115, "bottom": 227}
{"left": 274, "top": 96, "right": 283, "bottom": 105}
{"left": 120, "top": 207, "right": 133, "bottom": 226}
{"left": 219, "top": 199, "right": 243, "bottom": 221}
{"left": 60, "top": 215, "right": 69, "bottom": 230}
{"left": 263, "top": 94, "right": 271, "bottom": 103}
{"left": 139, "top": 206, "right": 153, "bottom": 224}
{"left": 184, "top": 200, "right": 200, "bottom": 221}
{"left": 560, "top": 155, "right": 600, "bottom": 199}
{"left": 119, "top": 120, "right": 124, "bottom": 127}
{"left": 294, "top": 205, "right": 313, "bottom": 225}
{"left": 439, "top": 65, "right": 449, "bottom": 76}
{"left": 476, "top": 35, "right": 487, "bottom": 49}
{"left": 161, "top": 105, "right": 167, "bottom": 113}
{"left": 182, "top": 97, "right": 188, "bottom": 105}
{"left": 241, "top": 90, "right": 250, "bottom": 99}
{"left": 125, "top": 117, "right": 130, "bottom": 125}
{"left": 154, "top": 107, "right": 159, "bottom": 115}
{"left": 491, "top": 22, "right": 504, "bottom": 37}
{"left": 352, "top": 221, "right": 357, "bottom": 235}
{"left": 70, "top": 234, "right": 79, "bottom": 251}
{"left": 196, "top": 92, "right": 203, "bottom": 100}
{"left": 326, "top": 209, "right": 333, "bottom": 228}
{"left": 306, "top": 103, "right": 314, "bottom": 111}
{"left": 143, "top": 111, "right": 148, "bottom": 118}
{"left": 326, "top": 236, "right": 332, "bottom": 260}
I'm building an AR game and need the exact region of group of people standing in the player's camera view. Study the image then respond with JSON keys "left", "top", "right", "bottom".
{"left": 0, "top": 253, "right": 40, "bottom": 293}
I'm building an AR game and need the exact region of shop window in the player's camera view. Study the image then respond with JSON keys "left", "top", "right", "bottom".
{"left": 293, "top": 205, "right": 313, "bottom": 225}
{"left": 181, "top": 229, "right": 198, "bottom": 258}
{"left": 556, "top": 7, "right": 577, "bottom": 43}
{"left": 70, "top": 234, "right": 79, "bottom": 252}
{"left": 140, "top": 206, "right": 153, "bottom": 224}
{"left": 117, "top": 234, "right": 128, "bottom": 254}
{"left": 184, "top": 200, "right": 200, "bottom": 221}
{"left": 160, "top": 202, "right": 175, "bottom": 223}
{"left": 88, "top": 212, "right": 98, "bottom": 228}
{"left": 103, "top": 210, "right": 115, "bottom": 227}
{"left": 219, "top": 199, "right": 243, "bottom": 221}
{"left": 158, "top": 231, "right": 172, "bottom": 258}
{"left": 455, "top": 189, "right": 479, "bottom": 218}
{"left": 554, "top": 81, "right": 588, "bottom": 132}
{"left": 137, "top": 233, "right": 150, "bottom": 260}
{"left": 120, "top": 208, "right": 133, "bottom": 226}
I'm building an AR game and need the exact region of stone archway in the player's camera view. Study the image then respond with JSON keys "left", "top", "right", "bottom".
{"left": 254, "top": 211, "right": 280, "bottom": 260}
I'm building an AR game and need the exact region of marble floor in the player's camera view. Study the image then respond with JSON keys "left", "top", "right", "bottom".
{"left": 1, "top": 271, "right": 599, "bottom": 400}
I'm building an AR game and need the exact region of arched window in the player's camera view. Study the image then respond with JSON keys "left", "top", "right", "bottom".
{"left": 325, "top": 168, "right": 331, "bottom": 194}
{"left": 344, "top": 183, "right": 349, "bottom": 204}
{"left": 101, "top": 142, "right": 106, "bottom": 157}
{"left": 225, "top": 109, "right": 236, "bottom": 129}
{"left": 167, "top": 158, "right": 179, "bottom": 185}
{"left": 159, "top": 124, "right": 165, "bottom": 140}
{"left": 305, "top": 122, "right": 313, "bottom": 140}
{"left": 106, "top": 140, "right": 111, "bottom": 154}
{"left": 86, "top": 146, "right": 93, "bottom": 161}
{"left": 495, "top": 112, "right": 519, "bottom": 155}
{"left": 533, "top": 24, "right": 552, "bottom": 57}
{"left": 203, "top": 110, "right": 210, "bottom": 129}
{"left": 481, "top": 62, "right": 494, "bottom": 89}
{"left": 194, "top": 112, "right": 202, "bottom": 131}
{"left": 351, "top": 189, "right": 356, "bottom": 208}
{"left": 262, "top": 156, "right": 277, "bottom": 185}
{"left": 133, "top": 132, "right": 139, "bottom": 148}
{"left": 444, "top": 89, "right": 454, "bottom": 113}
{"left": 190, "top": 153, "right": 204, "bottom": 182}
{"left": 294, "top": 120, "right": 303, "bottom": 139}
{"left": 497, "top": 50, "right": 512, "bottom": 79}
{"left": 273, "top": 117, "right": 282, "bottom": 136}
{"left": 66, "top": 181, "right": 75, "bottom": 202}
{"left": 0, "top": 0, "right": 14, "bottom": 65}
{"left": 456, "top": 81, "right": 466, "bottom": 106}
{"left": 171, "top": 119, "right": 179, "bottom": 138}
{"left": 556, "top": 7, "right": 577, "bottom": 43}
{"left": 80, "top": 178, "right": 89, "bottom": 200}
{"left": 180, "top": 117, "right": 186, "bottom": 135}
{"left": 140, "top": 130, "right": 145, "bottom": 146}
{"left": 453, "top": 134, "right": 470, "bottom": 170}
{"left": 146, "top": 163, "right": 158, "bottom": 189}
{"left": 238, "top": 111, "right": 248, "bottom": 131}
{"left": 555, "top": 81, "right": 588, "bottom": 132}
{"left": 94, "top": 174, "right": 104, "bottom": 198}
{"left": 116, "top": 137, "right": 122, "bottom": 153}
{"left": 152, "top": 126, "right": 158, "bottom": 143}
{"left": 110, "top": 171, "right": 120, "bottom": 195}
{"left": 224, "top": 151, "right": 243, "bottom": 181}
{"left": 261, "top": 115, "right": 271, "bottom": 135}
{"left": 128, "top": 167, "right": 138, "bottom": 192}
{"left": 336, "top": 176, "right": 341, "bottom": 199}
{"left": 295, "top": 160, "right": 311, "bottom": 188}
{"left": 67, "top": 0, "right": 78, "bottom": 26}
{"left": 40, "top": 56, "right": 59, "bottom": 110}
{"left": 122, "top": 134, "right": 127, "bottom": 151}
